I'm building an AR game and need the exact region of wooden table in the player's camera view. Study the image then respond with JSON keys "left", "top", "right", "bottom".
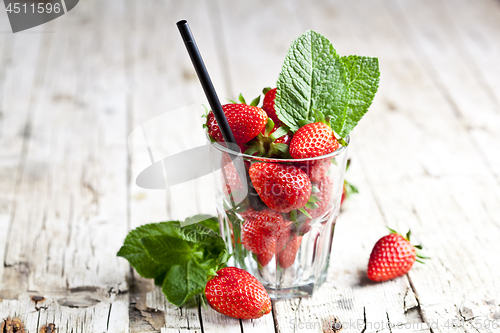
{"left": 1, "top": 0, "right": 500, "bottom": 332}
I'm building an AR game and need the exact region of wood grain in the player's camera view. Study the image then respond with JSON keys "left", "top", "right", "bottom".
{"left": 1, "top": 0, "right": 500, "bottom": 332}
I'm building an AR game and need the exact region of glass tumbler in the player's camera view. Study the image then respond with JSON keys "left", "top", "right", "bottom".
{"left": 208, "top": 139, "right": 349, "bottom": 299}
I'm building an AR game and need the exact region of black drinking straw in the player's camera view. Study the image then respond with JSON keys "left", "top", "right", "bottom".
{"left": 177, "top": 20, "right": 239, "bottom": 151}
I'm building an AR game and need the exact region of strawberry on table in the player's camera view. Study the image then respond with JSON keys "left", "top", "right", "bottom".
{"left": 207, "top": 103, "right": 268, "bottom": 146}
{"left": 205, "top": 267, "right": 272, "bottom": 319}
{"left": 249, "top": 163, "right": 312, "bottom": 213}
{"left": 367, "top": 230, "right": 427, "bottom": 282}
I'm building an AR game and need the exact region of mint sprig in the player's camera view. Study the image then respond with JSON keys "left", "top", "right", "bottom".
{"left": 117, "top": 216, "right": 229, "bottom": 307}
{"left": 275, "top": 30, "right": 380, "bottom": 138}
{"left": 275, "top": 30, "right": 346, "bottom": 132}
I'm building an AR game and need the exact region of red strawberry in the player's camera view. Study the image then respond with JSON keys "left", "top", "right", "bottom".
{"left": 341, "top": 185, "right": 347, "bottom": 206}
{"left": 241, "top": 209, "right": 282, "bottom": 255}
{"left": 249, "top": 163, "right": 312, "bottom": 213}
{"left": 221, "top": 153, "right": 243, "bottom": 196}
{"left": 207, "top": 104, "right": 268, "bottom": 146}
{"left": 294, "top": 158, "right": 331, "bottom": 183}
{"left": 306, "top": 176, "right": 334, "bottom": 219}
{"left": 367, "top": 231, "right": 418, "bottom": 282}
{"left": 256, "top": 250, "right": 274, "bottom": 267}
{"left": 289, "top": 122, "right": 339, "bottom": 159}
{"left": 262, "top": 88, "right": 284, "bottom": 127}
{"left": 276, "top": 224, "right": 292, "bottom": 253}
{"left": 205, "top": 267, "right": 272, "bottom": 319}
{"left": 256, "top": 225, "right": 292, "bottom": 267}
{"left": 243, "top": 119, "right": 292, "bottom": 157}
{"left": 242, "top": 209, "right": 292, "bottom": 267}
{"left": 278, "top": 234, "right": 302, "bottom": 269}
{"left": 275, "top": 131, "right": 292, "bottom": 145}
{"left": 256, "top": 225, "right": 291, "bottom": 267}
{"left": 298, "top": 220, "right": 311, "bottom": 235}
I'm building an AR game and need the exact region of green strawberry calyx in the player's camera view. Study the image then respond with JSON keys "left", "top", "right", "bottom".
{"left": 243, "top": 118, "right": 291, "bottom": 158}
{"left": 228, "top": 93, "right": 261, "bottom": 107}
{"left": 387, "top": 227, "right": 430, "bottom": 264}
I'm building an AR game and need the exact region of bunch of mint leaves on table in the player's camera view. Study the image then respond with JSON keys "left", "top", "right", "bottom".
{"left": 117, "top": 30, "right": 379, "bottom": 308}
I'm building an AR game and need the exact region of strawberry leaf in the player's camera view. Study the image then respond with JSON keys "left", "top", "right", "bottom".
{"left": 269, "top": 126, "right": 289, "bottom": 141}
{"left": 238, "top": 93, "right": 247, "bottom": 104}
{"left": 262, "top": 87, "right": 272, "bottom": 95}
{"left": 298, "top": 207, "right": 312, "bottom": 219}
{"left": 387, "top": 227, "right": 398, "bottom": 234}
{"left": 265, "top": 118, "right": 275, "bottom": 136}
{"left": 273, "top": 143, "right": 289, "bottom": 153}
{"left": 250, "top": 95, "right": 261, "bottom": 107}
{"left": 305, "top": 202, "right": 319, "bottom": 210}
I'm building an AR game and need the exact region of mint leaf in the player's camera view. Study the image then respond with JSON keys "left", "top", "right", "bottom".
{"left": 275, "top": 30, "right": 347, "bottom": 132}
{"left": 338, "top": 55, "right": 380, "bottom": 137}
{"left": 117, "top": 221, "right": 181, "bottom": 278}
{"left": 162, "top": 261, "right": 207, "bottom": 307}
{"left": 118, "top": 218, "right": 228, "bottom": 308}
{"left": 141, "top": 235, "right": 203, "bottom": 266}
{"left": 196, "top": 216, "right": 220, "bottom": 233}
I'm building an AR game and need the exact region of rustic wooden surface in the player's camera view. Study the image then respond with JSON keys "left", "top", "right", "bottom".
{"left": 1, "top": 0, "right": 500, "bottom": 332}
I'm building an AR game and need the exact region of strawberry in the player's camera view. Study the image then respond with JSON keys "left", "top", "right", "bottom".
{"left": 205, "top": 267, "right": 272, "bottom": 319}
{"left": 278, "top": 234, "right": 302, "bottom": 269}
{"left": 256, "top": 225, "right": 292, "bottom": 267}
{"left": 297, "top": 220, "right": 311, "bottom": 235}
{"left": 241, "top": 209, "right": 282, "bottom": 255}
{"left": 289, "top": 122, "right": 339, "bottom": 159}
{"left": 306, "top": 176, "right": 334, "bottom": 219}
{"left": 221, "top": 153, "right": 243, "bottom": 196}
{"left": 243, "top": 118, "right": 292, "bottom": 157}
{"left": 295, "top": 158, "right": 331, "bottom": 183}
{"left": 207, "top": 104, "right": 268, "bottom": 146}
{"left": 242, "top": 209, "right": 292, "bottom": 267}
{"left": 367, "top": 230, "right": 426, "bottom": 282}
{"left": 249, "top": 163, "right": 312, "bottom": 213}
{"left": 262, "top": 88, "right": 284, "bottom": 127}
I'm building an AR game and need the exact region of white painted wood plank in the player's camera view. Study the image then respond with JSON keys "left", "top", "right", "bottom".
{"left": 1, "top": 0, "right": 130, "bottom": 331}
{"left": 126, "top": 0, "right": 229, "bottom": 331}
{"left": 216, "top": 0, "right": 429, "bottom": 331}
{"left": 328, "top": 1, "right": 500, "bottom": 332}
{"left": 145, "top": 286, "right": 202, "bottom": 333}
{"left": 385, "top": 0, "right": 500, "bottom": 182}
{"left": 0, "top": 29, "right": 47, "bottom": 293}
{"left": 0, "top": 293, "right": 128, "bottom": 333}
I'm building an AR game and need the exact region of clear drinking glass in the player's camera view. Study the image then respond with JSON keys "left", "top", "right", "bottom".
{"left": 208, "top": 138, "right": 349, "bottom": 299}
